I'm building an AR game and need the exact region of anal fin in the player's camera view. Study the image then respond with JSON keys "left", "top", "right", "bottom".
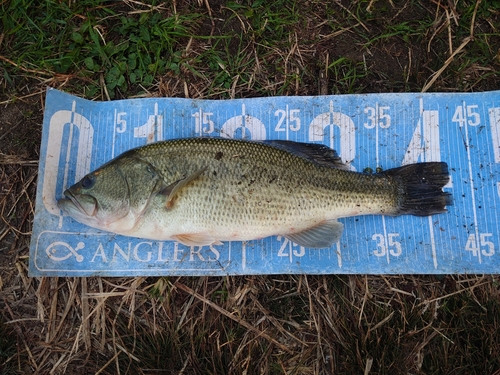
{"left": 284, "top": 219, "right": 344, "bottom": 248}
{"left": 172, "top": 233, "right": 223, "bottom": 247}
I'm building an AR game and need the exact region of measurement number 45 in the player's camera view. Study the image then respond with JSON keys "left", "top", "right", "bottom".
{"left": 452, "top": 104, "right": 480, "bottom": 127}
{"left": 465, "top": 233, "right": 495, "bottom": 257}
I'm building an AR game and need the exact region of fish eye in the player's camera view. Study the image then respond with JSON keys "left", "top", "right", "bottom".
{"left": 81, "top": 174, "right": 96, "bottom": 189}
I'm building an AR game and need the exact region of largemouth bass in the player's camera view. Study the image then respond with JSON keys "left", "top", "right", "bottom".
{"left": 57, "top": 138, "right": 452, "bottom": 248}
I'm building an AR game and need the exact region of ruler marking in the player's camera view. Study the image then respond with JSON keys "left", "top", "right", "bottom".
{"left": 336, "top": 241, "right": 342, "bottom": 268}
{"left": 488, "top": 107, "right": 500, "bottom": 163}
{"left": 34, "top": 91, "right": 500, "bottom": 276}
{"left": 428, "top": 216, "right": 438, "bottom": 269}
{"left": 464, "top": 114, "right": 482, "bottom": 263}
{"left": 423, "top": 108, "right": 440, "bottom": 268}
{"left": 241, "top": 242, "right": 246, "bottom": 270}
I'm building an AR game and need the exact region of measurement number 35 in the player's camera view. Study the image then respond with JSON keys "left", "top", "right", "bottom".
{"left": 373, "top": 233, "right": 402, "bottom": 257}
{"left": 364, "top": 105, "right": 391, "bottom": 129}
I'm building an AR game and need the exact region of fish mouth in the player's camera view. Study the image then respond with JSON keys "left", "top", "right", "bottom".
{"left": 57, "top": 189, "right": 97, "bottom": 217}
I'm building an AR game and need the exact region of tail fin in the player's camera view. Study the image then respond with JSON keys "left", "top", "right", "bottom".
{"left": 385, "top": 162, "right": 453, "bottom": 216}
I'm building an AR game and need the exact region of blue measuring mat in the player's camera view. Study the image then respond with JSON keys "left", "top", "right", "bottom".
{"left": 29, "top": 88, "right": 500, "bottom": 276}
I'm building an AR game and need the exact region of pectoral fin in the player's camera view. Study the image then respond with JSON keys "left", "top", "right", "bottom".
{"left": 159, "top": 167, "right": 207, "bottom": 209}
{"left": 172, "top": 233, "right": 223, "bottom": 247}
{"left": 284, "top": 219, "right": 344, "bottom": 248}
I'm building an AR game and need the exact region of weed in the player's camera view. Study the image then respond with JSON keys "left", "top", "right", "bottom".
{"left": 76, "top": 10, "right": 201, "bottom": 98}
{"left": 328, "top": 57, "right": 367, "bottom": 94}
{"left": 1, "top": 1, "right": 200, "bottom": 98}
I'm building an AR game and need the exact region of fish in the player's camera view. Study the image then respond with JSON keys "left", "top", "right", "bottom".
{"left": 57, "top": 137, "right": 452, "bottom": 248}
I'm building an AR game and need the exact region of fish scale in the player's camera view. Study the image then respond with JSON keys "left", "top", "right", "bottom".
{"left": 57, "top": 137, "right": 452, "bottom": 248}
{"left": 137, "top": 139, "right": 370, "bottom": 230}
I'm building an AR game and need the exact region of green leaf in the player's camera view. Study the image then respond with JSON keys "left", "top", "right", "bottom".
{"left": 71, "top": 32, "right": 84, "bottom": 44}
{"left": 244, "top": 8, "right": 254, "bottom": 17}
{"left": 85, "top": 85, "right": 99, "bottom": 97}
{"left": 148, "top": 63, "right": 157, "bottom": 73}
{"left": 167, "top": 62, "right": 179, "bottom": 74}
{"left": 144, "top": 73, "right": 153, "bottom": 86}
{"left": 118, "top": 60, "right": 127, "bottom": 73}
{"left": 105, "top": 66, "right": 121, "bottom": 89}
{"left": 139, "top": 24, "right": 151, "bottom": 42}
{"left": 128, "top": 53, "right": 137, "bottom": 70}
{"left": 83, "top": 57, "right": 95, "bottom": 70}
{"left": 117, "top": 74, "right": 125, "bottom": 87}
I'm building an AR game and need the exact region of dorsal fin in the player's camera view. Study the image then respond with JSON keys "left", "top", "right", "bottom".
{"left": 261, "top": 140, "right": 349, "bottom": 169}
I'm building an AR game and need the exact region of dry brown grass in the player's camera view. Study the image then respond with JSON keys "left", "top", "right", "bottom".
{"left": 1, "top": 0, "right": 500, "bottom": 373}
{"left": 2, "top": 268, "right": 499, "bottom": 373}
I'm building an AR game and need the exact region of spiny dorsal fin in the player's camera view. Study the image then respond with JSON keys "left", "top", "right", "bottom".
{"left": 261, "top": 140, "right": 349, "bottom": 169}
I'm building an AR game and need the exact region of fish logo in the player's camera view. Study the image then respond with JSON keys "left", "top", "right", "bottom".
{"left": 45, "top": 241, "right": 85, "bottom": 262}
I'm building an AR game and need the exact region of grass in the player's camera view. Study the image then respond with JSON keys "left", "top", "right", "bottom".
{"left": 1, "top": 0, "right": 500, "bottom": 374}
